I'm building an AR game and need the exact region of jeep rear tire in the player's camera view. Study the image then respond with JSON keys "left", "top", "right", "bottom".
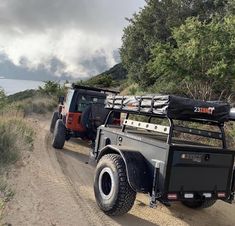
{"left": 182, "top": 199, "right": 216, "bottom": 209}
{"left": 50, "top": 111, "right": 59, "bottom": 133}
{"left": 52, "top": 119, "right": 66, "bottom": 149}
{"left": 94, "top": 154, "right": 136, "bottom": 216}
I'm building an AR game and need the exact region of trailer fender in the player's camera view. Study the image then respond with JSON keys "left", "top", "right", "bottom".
{"left": 97, "top": 145, "right": 151, "bottom": 193}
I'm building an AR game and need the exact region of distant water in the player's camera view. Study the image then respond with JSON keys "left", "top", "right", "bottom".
{"left": 0, "top": 78, "right": 44, "bottom": 95}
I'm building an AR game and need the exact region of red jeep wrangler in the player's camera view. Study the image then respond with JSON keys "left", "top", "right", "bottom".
{"left": 50, "top": 84, "right": 118, "bottom": 149}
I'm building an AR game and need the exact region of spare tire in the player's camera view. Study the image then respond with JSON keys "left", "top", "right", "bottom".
{"left": 80, "top": 105, "right": 92, "bottom": 130}
{"left": 52, "top": 119, "right": 66, "bottom": 149}
{"left": 94, "top": 154, "right": 136, "bottom": 216}
{"left": 50, "top": 111, "right": 59, "bottom": 133}
{"left": 81, "top": 104, "right": 109, "bottom": 130}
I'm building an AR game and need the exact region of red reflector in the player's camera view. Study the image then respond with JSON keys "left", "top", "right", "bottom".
{"left": 167, "top": 193, "right": 177, "bottom": 200}
{"left": 67, "top": 113, "right": 74, "bottom": 124}
{"left": 218, "top": 192, "right": 226, "bottom": 198}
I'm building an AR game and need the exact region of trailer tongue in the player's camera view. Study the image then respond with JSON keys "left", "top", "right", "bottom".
{"left": 91, "top": 94, "right": 235, "bottom": 216}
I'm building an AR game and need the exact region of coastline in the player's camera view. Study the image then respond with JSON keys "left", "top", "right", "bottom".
{"left": 0, "top": 78, "right": 44, "bottom": 95}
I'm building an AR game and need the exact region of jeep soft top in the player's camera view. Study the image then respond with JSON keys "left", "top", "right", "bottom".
{"left": 91, "top": 94, "right": 235, "bottom": 216}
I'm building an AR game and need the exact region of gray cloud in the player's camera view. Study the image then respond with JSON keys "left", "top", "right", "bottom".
{"left": 0, "top": 0, "right": 145, "bottom": 78}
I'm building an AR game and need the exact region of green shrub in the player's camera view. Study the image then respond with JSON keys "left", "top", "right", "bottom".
{"left": 0, "top": 118, "right": 34, "bottom": 168}
{"left": 7, "top": 89, "right": 38, "bottom": 103}
{"left": 11, "top": 97, "right": 57, "bottom": 116}
{"left": 39, "top": 81, "right": 65, "bottom": 97}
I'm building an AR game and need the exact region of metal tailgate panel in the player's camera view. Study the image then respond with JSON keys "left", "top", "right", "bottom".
{"left": 167, "top": 148, "right": 234, "bottom": 192}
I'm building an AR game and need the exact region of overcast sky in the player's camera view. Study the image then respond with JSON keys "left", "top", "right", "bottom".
{"left": 0, "top": 0, "right": 145, "bottom": 79}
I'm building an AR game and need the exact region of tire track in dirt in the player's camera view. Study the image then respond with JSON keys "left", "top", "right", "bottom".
{"left": 46, "top": 134, "right": 118, "bottom": 226}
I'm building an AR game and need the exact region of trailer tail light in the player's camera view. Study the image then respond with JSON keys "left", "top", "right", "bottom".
{"left": 167, "top": 193, "right": 177, "bottom": 200}
{"left": 184, "top": 193, "right": 194, "bottom": 199}
{"left": 67, "top": 113, "right": 74, "bottom": 124}
{"left": 217, "top": 192, "right": 226, "bottom": 198}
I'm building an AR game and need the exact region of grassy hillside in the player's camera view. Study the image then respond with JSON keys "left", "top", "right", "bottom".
{"left": 78, "top": 63, "right": 127, "bottom": 88}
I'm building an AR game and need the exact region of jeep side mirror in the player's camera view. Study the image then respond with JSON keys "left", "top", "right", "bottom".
{"left": 59, "top": 96, "right": 64, "bottom": 104}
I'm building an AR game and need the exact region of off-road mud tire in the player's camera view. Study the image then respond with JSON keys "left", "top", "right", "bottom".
{"left": 94, "top": 154, "right": 136, "bottom": 216}
{"left": 50, "top": 111, "right": 59, "bottom": 133}
{"left": 182, "top": 199, "right": 216, "bottom": 209}
{"left": 52, "top": 119, "right": 66, "bottom": 149}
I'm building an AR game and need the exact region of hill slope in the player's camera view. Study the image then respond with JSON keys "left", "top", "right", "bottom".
{"left": 81, "top": 63, "right": 127, "bottom": 88}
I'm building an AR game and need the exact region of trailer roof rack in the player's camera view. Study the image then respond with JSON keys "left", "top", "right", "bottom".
{"left": 105, "top": 94, "right": 230, "bottom": 124}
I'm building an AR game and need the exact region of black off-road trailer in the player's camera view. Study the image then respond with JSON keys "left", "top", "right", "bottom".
{"left": 90, "top": 94, "right": 235, "bottom": 216}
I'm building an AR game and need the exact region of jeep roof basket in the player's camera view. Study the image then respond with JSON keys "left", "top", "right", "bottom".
{"left": 105, "top": 94, "right": 231, "bottom": 124}
{"left": 70, "top": 83, "right": 119, "bottom": 94}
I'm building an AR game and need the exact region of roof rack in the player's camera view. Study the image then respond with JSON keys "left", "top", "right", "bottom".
{"left": 105, "top": 94, "right": 230, "bottom": 123}
{"left": 122, "top": 119, "right": 223, "bottom": 140}
{"left": 71, "top": 84, "right": 119, "bottom": 94}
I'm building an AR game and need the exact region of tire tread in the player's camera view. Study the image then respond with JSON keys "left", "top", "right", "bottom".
{"left": 52, "top": 119, "right": 66, "bottom": 149}
{"left": 96, "top": 154, "right": 136, "bottom": 216}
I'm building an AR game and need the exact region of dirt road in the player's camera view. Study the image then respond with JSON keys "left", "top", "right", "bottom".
{"left": 2, "top": 117, "right": 235, "bottom": 226}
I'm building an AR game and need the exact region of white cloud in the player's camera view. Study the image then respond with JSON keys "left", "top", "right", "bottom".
{"left": 0, "top": 0, "right": 145, "bottom": 78}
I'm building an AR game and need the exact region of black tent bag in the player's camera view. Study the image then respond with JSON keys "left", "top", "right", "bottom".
{"left": 166, "top": 95, "right": 230, "bottom": 122}
{"left": 106, "top": 95, "right": 230, "bottom": 122}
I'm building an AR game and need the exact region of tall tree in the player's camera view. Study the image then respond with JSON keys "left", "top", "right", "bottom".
{"left": 148, "top": 16, "right": 235, "bottom": 100}
{"left": 120, "top": 0, "right": 231, "bottom": 88}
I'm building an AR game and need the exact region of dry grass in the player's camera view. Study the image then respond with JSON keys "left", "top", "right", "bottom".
{"left": 0, "top": 114, "right": 34, "bottom": 214}
{"left": 0, "top": 177, "right": 14, "bottom": 221}
{"left": 0, "top": 115, "right": 34, "bottom": 169}
{"left": 14, "top": 96, "right": 57, "bottom": 116}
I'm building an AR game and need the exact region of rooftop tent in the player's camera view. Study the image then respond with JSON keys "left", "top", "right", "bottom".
{"left": 105, "top": 95, "right": 230, "bottom": 123}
